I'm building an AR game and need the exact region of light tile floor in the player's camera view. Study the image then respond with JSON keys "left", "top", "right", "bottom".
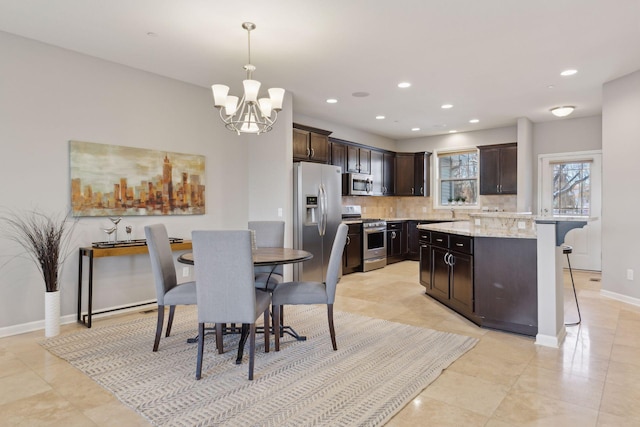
{"left": 1, "top": 261, "right": 639, "bottom": 426}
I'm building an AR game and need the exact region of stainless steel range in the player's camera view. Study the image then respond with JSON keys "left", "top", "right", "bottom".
{"left": 342, "top": 205, "right": 387, "bottom": 272}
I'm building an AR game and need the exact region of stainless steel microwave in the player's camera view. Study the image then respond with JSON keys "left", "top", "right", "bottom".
{"left": 342, "top": 173, "right": 373, "bottom": 196}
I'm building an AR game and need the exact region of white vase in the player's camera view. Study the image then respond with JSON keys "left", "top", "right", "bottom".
{"left": 44, "top": 290, "right": 60, "bottom": 337}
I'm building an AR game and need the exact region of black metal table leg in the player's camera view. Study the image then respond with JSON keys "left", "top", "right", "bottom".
{"left": 236, "top": 324, "right": 250, "bottom": 364}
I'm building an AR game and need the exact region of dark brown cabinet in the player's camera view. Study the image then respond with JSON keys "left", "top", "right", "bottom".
{"left": 418, "top": 230, "right": 432, "bottom": 288}
{"left": 422, "top": 231, "right": 476, "bottom": 323}
{"left": 293, "top": 124, "right": 331, "bottom": 163}
{"left": 346, "top": 146, "right": 371, "bottom": 174}
{"left": 330, "top": 141, "right": 347, "bottom": 173}
{"left": 343, "top": 223, "right": 362, "bottom": 274}
{"left": 386, "top": 221, "right": 405, "bottom": 264}
{"left": 395, "top": 152, "right": 430, "bottom": 196}
{"left": 370, "top": 150, "right": 395, "bottom": 196}
{"left": 479, "top": 143, "right": 517, "bottom": 195}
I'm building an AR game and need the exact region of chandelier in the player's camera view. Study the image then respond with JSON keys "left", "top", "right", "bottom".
{"left": 211, "top": 22, "right": 285, "bottom": 135}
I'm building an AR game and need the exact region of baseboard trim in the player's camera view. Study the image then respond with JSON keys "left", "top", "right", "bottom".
{"left": 0, "top": 300, "right": 157, "bottom": 338}
{"left": 600, "top": 289, "right": 640, "bottom": 307}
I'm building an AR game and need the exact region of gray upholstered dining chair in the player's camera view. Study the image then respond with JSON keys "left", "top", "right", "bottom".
{"left": 273, "top": 223, "right": 348, "bottom": 352}
{"left": 144, "top": 224, "right": 197, "bottom": 352}
{"left": 192, "top": 230, "right": 271, "bottom": 381}
{"left": 248, "top": 220, "right": 285, "bottom": 291}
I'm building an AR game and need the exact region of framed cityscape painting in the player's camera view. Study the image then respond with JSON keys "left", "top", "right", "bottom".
{"left": 69, "top": 140, "right": 205, "bottom": 216}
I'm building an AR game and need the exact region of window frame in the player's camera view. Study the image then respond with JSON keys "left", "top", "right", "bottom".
{"left": 433, "top": 147, "right": 479, "bottom": 210}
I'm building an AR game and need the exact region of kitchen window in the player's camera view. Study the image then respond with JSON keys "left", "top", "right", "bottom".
{"left": 552, "top": 161, "right": 591, "bottom": 216}
{"left": 435, "top": 149, "right": 478, "bottom": 207}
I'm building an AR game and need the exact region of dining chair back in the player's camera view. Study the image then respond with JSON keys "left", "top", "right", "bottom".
{"left": 192, "top": 230, "right": 271, "bottom": 380}
{"left": 272, "top": 223, "right": 348, "bottom": 351}
{"left": 248, "top": 220, "right": 285, "bottom": 291}
{"left": 144, "top": 224, "right": 197, "bottom": 352}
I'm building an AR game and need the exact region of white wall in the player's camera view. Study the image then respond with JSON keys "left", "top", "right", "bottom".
{"left": 602, "top": 70, "right": 640, "bottom": 300}
{"left": 397, "top": 126, "right": 517, "bottom": 153}
{"left": 0, "top": 32, "right": 261, "bottom": 333}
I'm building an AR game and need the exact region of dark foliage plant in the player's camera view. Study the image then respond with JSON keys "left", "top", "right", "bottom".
{"left": 1, "top": 209, "right": 75, "bottom": 292}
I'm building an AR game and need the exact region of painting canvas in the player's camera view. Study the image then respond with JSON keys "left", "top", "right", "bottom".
{"left": 70, "top": 141, "right": 205, "bottom": 216}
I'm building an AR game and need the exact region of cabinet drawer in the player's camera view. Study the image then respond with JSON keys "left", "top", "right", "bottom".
{"left": 387, "top": 221, "right": 403, "bottom": 230}
{"left": 450, "top": 235, "right": 473, "bottom": 254}
{"left": 431, "top": 232, "right": 449, "bottom": 248}
{"left": 418, "top": 230, "right": 431, "bottom": 244}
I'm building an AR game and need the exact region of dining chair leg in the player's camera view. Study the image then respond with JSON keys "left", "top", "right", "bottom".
{"left": 328, "top": 304, "right": 337, "bottom": 351}
{"left": 215, "top": 323, "right": 224, "bottom": 354}
{"left": 196, "top": 323, "right": 205, "bottom": 380}
{"left": 273, "top": 304, "right": 280, "bottom": 351}
{"left": 248, "top": 323, "right": 256, "bottom": 380}
{"left": 166, "top": 305, "right": 176, "bottom": 337}
{"left": 280, "top": 305, "right": 285, "bottom": 337}
{"left": 153, "top": 305, "right": 164, "bottom": 352}
{"left": 263, "top": 309, "right": 270, "bottom": 353}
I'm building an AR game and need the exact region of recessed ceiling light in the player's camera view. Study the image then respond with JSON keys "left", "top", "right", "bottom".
{"left": 411, "top": 127, "right": 420, "bottom": 131}
{"left": 469, "top": 119, "right": 479, "bottom": 123}
{"left": 441, "top": 104, "right": 453, "bottom": 109}
{"left": 398, "top": 82, "right": 411, "bottom": 88}
{"left": 352, "top": 92, "right": 370, "bottom": 97}
{"left": 326, "top": 98, "right": 338, "bottom": 104}
{"left": 547, "top": 85, "right": 555, "bottom": 89}
{"left": 146, "top": 32, "right": 158, "bottom": 37}
{"left": 550, "top": 106, "right": 575, "bottom": 117}
{"left": 449, "top": 130, "right": 457, "bottom": 133}
{"left": 375, "top": 115, "right": 385, "bottom": 120}
{"left": 560, "top": 69, "right": 578, "bottom": 76}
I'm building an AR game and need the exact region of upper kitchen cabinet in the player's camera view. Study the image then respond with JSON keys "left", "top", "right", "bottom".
{"left": 370, "top": 150, "right": 395, "bottom": 196}
{"left": 293, "top": 123, "right": 332, "bottom": 163}
{"left": 346, "top": 145, "right": 371, "bottom": 174}
{"left": 330, "top": 140, "right": 347, "bottom": 173}
{"left": 479, "top": 143, "right": 517, "bottom": 195}
{"left": 396, "top": 152, "right": 431, "bottom": 196}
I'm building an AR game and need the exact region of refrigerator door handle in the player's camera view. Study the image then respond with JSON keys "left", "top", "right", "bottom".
{"left": 319, "top": 184, "right": 328, "bottom": 236}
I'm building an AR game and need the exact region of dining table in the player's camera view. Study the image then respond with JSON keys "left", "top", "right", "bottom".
{"left": 177, "top": 247, "right": 313, "bottom": 364}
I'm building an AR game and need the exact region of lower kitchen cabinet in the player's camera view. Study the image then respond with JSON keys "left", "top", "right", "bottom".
{"left": 343, "top": 223, "right": 362, "bottom": 274}
{"left": 423, "top": 231, "right": 478, "bottom": 324}
{"left": 386, "top": 221, "right": 405, "bottom": 264}
{"left": 418, "top": 230, "right": 431, "bottom": 288}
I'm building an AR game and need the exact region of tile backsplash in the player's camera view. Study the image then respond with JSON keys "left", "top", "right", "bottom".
{"left": 342, "top": 195, "right": 517, "bottom": 218}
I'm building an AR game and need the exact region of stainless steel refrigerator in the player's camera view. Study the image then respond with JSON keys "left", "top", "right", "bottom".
{"left": 293, "top": 162, "right": 342, "bottom": 282}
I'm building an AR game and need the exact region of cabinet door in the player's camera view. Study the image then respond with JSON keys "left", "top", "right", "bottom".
{"left": 499, "top": 144, "right": 517, "bottom": 194}
{"left": 414, "top": 153, "right": 426, "bottom": 196}
{"left": 309, "top": 133, "right": 329, "bottom": 163}
{"left": 383, "top": 152, "right": 395, "bottom": 195}
{"left": 419, "top": 242, "right": 431, "bottom": 289}
{"left": 331, "top": 141, "right": 347, "bottom": 173}
{"left": 343, "top": 229, "right": 362, "bottom": 273}
{"left": 430, "top": 246, "right": 450, "bottom": 301}
{"left": 346, "top": 146, "right": 360, "bottom": 173}
{"left": 479, "top": 147, "right": 500, "bottom": 195}
{"left": 407, "top": 221, "right": 420, "bottom": 260}
{"left": 293, "top": 128, "right": 310, "bottom": 161}
{"left": 358, "top": 148, "right": 371, "bottom": 174}
{"left": 370, "top": 150, "right": 384, "bottom": 195}
{"left": 449, "top": 251, "right": 474, "bottom": 314}
{"left": 395, "top": 154, "right": 415, "bottom": 195}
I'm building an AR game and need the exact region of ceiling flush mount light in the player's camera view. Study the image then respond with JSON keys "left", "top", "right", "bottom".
{"left": 560, "top": 69, "right": 578, "bottom": 76}
{"left": 398, "top": 82, "right": 411, "bottom": 88}
{"left": 211, "top": 22, "right": 285, "bottom": 135}
{"left": 550, "top": 106, "right": 575, "bottom": 117}
{"left": 441, "top": 104, "right": 453, "bottom": 109}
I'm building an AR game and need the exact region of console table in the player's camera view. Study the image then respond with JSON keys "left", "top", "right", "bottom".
{"left": 77, "top": 239, "right": 192, "bottom": 328}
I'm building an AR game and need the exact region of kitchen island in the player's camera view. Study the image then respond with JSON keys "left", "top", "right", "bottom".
{"left": 418, "top": 213, "right": 592, "bottom": 347}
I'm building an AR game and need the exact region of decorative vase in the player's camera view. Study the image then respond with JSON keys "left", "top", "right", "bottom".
{"left": 44, "top": 290, "right": 60, "bottom": 337}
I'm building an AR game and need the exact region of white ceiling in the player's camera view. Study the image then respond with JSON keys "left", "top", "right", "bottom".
{"left": 1, "top": 0, "right": 639, "bottom": 140}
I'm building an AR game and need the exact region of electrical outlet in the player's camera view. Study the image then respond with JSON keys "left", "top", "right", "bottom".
{"left": 517, "top": 221, "right": 526, "bottom": 230}
{"left": 277, "top": 208, "right": 283, "bottom": 217}
{"left": 474, "top": 219, "right": 481, "bottom": 226}
{"left": 627, "top": 269, "right": 634, "bottom": 280}
{"left": 182, "top": 267, "right": 189, "bottom": 277}
{"left": 422, "top": 207, "right": 427, "bottom": 213}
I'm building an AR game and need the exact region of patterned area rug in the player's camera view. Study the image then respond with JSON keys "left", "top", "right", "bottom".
{"left": 42, "top": 306, "right": 477, "bottom": 426}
